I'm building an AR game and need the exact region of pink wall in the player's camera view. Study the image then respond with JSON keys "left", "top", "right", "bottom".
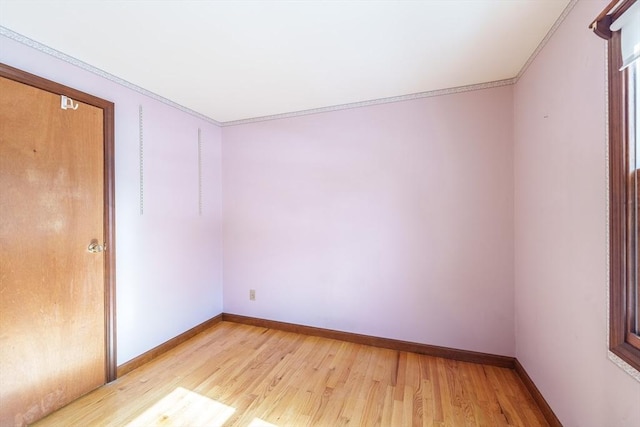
{"left": 222, "top": 87, "right": 515, "bottom": 356}
{"left": 0, "top": 36, "right": 224, "bottom": 364}
{"left": 5, "top": 2, "right": 639, "bottom": 422}
{"left": 514, "top": 0, "right": 640, "bottom": 425}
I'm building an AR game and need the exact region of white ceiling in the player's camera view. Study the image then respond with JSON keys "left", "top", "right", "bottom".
{"left": 0, "top": 0, "right": 571, "bottom": 123}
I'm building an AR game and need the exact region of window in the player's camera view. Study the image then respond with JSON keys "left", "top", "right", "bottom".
{"left": 592, "top": 0, "right": 640, "bottom": 372}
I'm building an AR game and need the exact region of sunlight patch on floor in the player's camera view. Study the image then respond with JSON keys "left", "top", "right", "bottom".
{"left": 124, "top": 387, "right": 235, "bottom": 427}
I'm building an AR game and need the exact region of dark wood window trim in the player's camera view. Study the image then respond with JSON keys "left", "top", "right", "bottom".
{"left": 592, "top": 0, "right": 640, "bottom": 373}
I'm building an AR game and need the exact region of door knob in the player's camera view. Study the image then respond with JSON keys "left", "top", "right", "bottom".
{"left": 88, "top": 239, "right": 104, "bottom": 253}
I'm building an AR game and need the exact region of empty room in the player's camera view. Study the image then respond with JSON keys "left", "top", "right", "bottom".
{"left": 1, "top": 0, "right": 639, "bottom": 426}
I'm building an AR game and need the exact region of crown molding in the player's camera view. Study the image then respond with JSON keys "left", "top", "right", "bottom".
{"left": 220, "top": 0, "right": 578, "bottom": 127}
{"left": 221, "top": 78, "right": 517, "bottom": 127}
{"left": 1, "top": 0, "right": 578, "bottom": 127}
{"left": 0, "top": 26, "right": 222, "bottom": 126}
{"left": 516, "top": 0, "right": 579, "bottom": 81}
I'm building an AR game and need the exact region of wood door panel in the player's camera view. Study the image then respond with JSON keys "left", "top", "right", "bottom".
{"left": 0, "top": 76, "right": 105, "bottom": 426}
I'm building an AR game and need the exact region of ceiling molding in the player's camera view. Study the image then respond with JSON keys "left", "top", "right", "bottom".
{"left": 221, "top": 0, "right": 578, "bottom": 126}
{"left": 1, "top": 0, "right": 577, "bottom": 127}
{"left": 0, "top": 26, "right": 222, "bottom": 127}
{"left": 515, "top": 0, "right": 579, "bottom": 81}
{"left": 220, "top": 78, "right": 517, "bottom": 127}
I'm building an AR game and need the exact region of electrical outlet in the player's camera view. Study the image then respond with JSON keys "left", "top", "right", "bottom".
{"left": 249, "top": 289, "right": 256, "bottom": 301}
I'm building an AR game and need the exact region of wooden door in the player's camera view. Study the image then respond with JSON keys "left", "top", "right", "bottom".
{"left": 0, "top": 68, "right": 115, "bottom": 426}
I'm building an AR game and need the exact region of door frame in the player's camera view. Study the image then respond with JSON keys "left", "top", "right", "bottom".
{"left": 0, "top": 62, "right": 117, "bottom": 382}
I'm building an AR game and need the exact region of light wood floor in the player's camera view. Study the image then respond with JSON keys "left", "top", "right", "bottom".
{"left": 33, "top": 322, "right": 548, "bottom": 426}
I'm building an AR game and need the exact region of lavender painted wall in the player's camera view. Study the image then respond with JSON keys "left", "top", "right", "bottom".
{"left": 0, "top": 36, "right": 224, "bottom": 364}
{"left": 514, "top": 0, "right": 640, "bottom": 425}
{"left": 5, "top": 3, "right": 638, "bottom": 423}
{"left": 222, "top": 87, "right": 515, "bottom": 356}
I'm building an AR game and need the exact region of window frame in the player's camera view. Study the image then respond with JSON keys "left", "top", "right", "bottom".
{"left": 593, "top": 0, "right": 640, "bottom": 373}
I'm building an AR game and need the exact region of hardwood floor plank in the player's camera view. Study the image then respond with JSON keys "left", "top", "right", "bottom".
{"left": 33, "top": 322, "right": 550, "bottom": 426}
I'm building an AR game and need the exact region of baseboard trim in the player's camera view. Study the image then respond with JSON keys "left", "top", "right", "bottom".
{"left": 115, "top": 312, "right": 561, "bottom": 426}
{"left": 514, "top": 359, "right": 563, "bottom": 427}
{"left": 222, "top": 313, "right": 515, "bottom": 368}
{"left": 116, "top": 314, "right": 223, "bottom": 377}
{"left": 224, "top": 313, "right": 562, "bottom": 425}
